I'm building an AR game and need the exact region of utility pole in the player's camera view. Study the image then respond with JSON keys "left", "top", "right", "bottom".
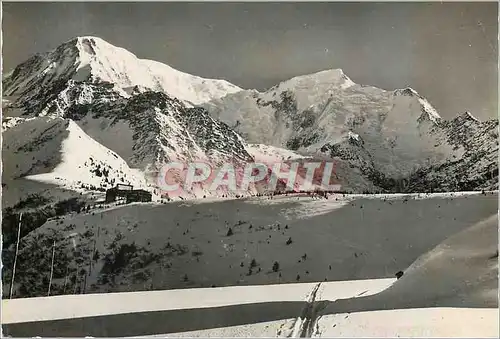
{"left": 9, "top": 212, "right": 23, "bottom": 299}
{"left": 48, "top": 240, "right": 56, "bottom": 296}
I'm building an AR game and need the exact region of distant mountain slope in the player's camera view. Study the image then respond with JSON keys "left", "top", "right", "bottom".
{"left": 204, "top": 70, "right": 498, "bottom": 192}
{"left": 406, "top": 113, "right": 498, "bottom": 192}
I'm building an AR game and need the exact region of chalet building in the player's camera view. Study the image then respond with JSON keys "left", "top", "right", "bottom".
{"left": 105, "top": 184, "right": 152, "bottom": 203}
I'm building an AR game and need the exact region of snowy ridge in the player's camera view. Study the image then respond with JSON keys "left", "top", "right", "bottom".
{"left": 393, "top": 87, "right": 442, "bottom": 123}
{"left": 2, "top": 88, "right": 256, "bottom": 202}
{"left": 40, "top": 80, "right": 124, "bottom": 117}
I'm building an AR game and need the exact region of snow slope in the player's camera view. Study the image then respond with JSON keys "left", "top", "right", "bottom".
{"left": 245, "top": 144, "right": 306, "bottom": 163}
{"left": 366, "top": 213, "right": 498, "bottom": 308}
{"left": 2, "top": 279, "right": 394, "bottom": 324}
{"left": 2, "top": 117, "right": 148, "bottom": 191}
{"left": 314, "top": 213, "right": 499, "bottom": 337}
{"left": 313, "top": 308, "right": 498, "bottom": 338}
{"left": 132, "top": 308, "right": 498, "bottom": 338}
{"left": 2, "top": 279, "right": 394, "bottom": 337}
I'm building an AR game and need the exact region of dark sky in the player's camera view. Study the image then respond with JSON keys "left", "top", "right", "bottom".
{"left": 3, "top": 2, "right": 498, "bottom": 120}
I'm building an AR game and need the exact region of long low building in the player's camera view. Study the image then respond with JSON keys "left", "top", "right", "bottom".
{"left": 105, "top": 184, "right": 152, "bottom": 203}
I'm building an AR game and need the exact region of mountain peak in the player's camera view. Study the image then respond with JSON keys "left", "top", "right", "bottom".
{"left": 74, "top": 36, "right": 110, "bottom": 53}
{"left": 62, "top": 35, "right": 104, "bottom": 45}
{"left": 76, "top": 35, "right": 105, "bottom": 42}
{"left": 394, "top": 87, "right": 420, "bottom": 97}
{"left": 265, "top": 68, "right": 356, "bottom": 97}
{"left": 72, "top": 36, "right": 136, "bottom": 60}
{"left": 287, "top": 68, "right": 354, "bottom": 85}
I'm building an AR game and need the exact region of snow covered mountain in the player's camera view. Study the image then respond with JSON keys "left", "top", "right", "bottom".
{"left": 3, "top": 36, "right": 241, "bottom": 111}
{"left": 2, "top": 35, "right": 497, "bottom": 203}
{"left": 2, "top": 37, "right": 259, "bottom": 202}
{"left": 203, "top": 70, "right": 498, "bottom": 192}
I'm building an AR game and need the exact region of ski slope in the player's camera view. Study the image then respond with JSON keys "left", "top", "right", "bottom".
{"left": 4, "top": 192, "right": 497, "bottom": 296}
{"left": 1, "top": 193, "right": 497, "bottom": 337}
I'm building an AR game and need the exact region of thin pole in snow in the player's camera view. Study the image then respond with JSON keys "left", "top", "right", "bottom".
{"left": 62, "top": 265, "right": 69, "bottom": 294}
{"left": 89, "top": 227, "right": 97, "bottom": 276}
{"left": 83, "top": 272, "right": 87, "bottom": 294}
{"left": 9, "top": 212, "right": 23, "bottom": 299}
{"left": 74, "top": 265, "right": 80, "bottom": 294}
{"left": 48, "top": 240, "right": 56, "bottom": 296}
